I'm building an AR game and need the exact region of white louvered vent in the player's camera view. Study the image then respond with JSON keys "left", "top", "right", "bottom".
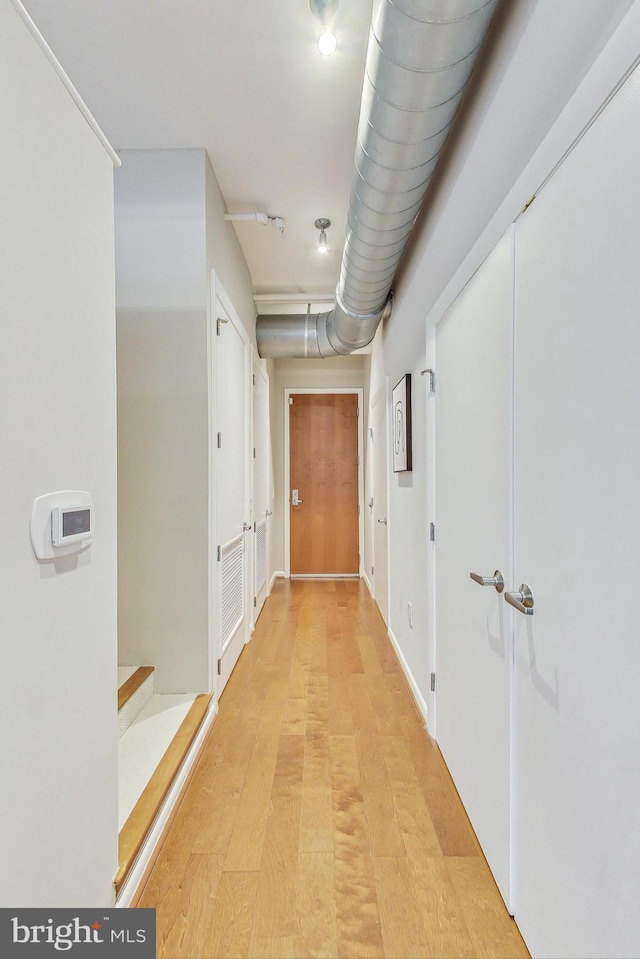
{"left": 255, "top": 519, "right": 267, "bottom": 595}
{"left": 221, "top": 533, "right": 244, "bottom": 651}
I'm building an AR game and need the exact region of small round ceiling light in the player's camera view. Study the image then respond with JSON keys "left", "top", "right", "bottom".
{"left": 318, "top": 30, "right": 337, "bottom": 56}
{"left": 315, "top": 217, "right": 331, "bottom": 254}
{"left": 310, "top": 0, "right": 339, "bottom": 56}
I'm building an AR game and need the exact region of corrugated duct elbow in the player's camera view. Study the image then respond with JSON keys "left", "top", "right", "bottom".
{"left": 256, "top": 0, "right": 498, "bottom": 359}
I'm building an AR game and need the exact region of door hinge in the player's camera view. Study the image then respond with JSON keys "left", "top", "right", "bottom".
{"left": 357, "top": 454, "right": 360, "bottom": 466}
{"left": 431, "top": 672, "right": 436, "bottom": 692}
{"left": 253, "top": 447, "right": 256, "bottom": 459}
{"left": 421, "top": 368, "right": 435, "bottom": 393}
{"left": 430, "top": 522, "right": 436, "bottom": 542}
{"left": 521, "top": 193, "right": 536, "bottom": 214}
{"left": 216, "top": 316, "right": 228, "bottom": 336}
{"left": 253, "top": 374, "right": 256, "bottom": 385}
{"left": 357, "top": 406, "right": 360, "bottom": 417}
{"left": 217, "top": 545, "right": 221, "bottom": 562}
{"left": 254, "top": 596, "right": 257, "bottom": 608}
{"left": 217, "top": 659, "right": 222, "bottom": 676}
{"left": 289, "top": 397, "right": 293, "bottom": 405}
{"left": 217, "top": 432, "right": 222, "bottom": 448}
{"left": 369, "top": 427, "right": 373, "bottom": 440}
{"left": 371, "top": 566, "right": 374, "bottom": 576}
{"left": 358, "top": 552, "right": 361, "bottom": 566}
{"left": 357, "top": 504, "right": 360, "bottom": 516}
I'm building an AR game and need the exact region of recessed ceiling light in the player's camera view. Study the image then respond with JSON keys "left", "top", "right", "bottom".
{"left": 318, "top": 30, "right": 337, "bottom": 56}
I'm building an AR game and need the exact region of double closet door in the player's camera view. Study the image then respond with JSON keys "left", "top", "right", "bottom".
{"left": 435, "top": 64, "right": 640, "bottom": 958}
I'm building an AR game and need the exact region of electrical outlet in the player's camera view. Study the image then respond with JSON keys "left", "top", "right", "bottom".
{"left": 408, "top": 601, "right": 413, "bottom": 628}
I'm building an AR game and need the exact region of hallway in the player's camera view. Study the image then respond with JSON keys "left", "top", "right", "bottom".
{"left": 137, "top": 579, "right": 528, "bottom": 958}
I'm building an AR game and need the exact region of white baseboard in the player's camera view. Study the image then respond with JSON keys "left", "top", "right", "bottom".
{"left": 270, "top": 570, "right": 287, "bottom": 589}
{"left": 115, "top": 699, "right": 219, "bottom": 907}
{"left": 362, "top": 571, "right": 373, "bottom": 596}
{"left": 387, "top": 627, "right": 430, "bottom": 731}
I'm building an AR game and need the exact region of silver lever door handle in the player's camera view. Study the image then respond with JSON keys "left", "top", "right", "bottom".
{"left": 265, "top": 510, "right": 273, "bottom": 517}
{"left": 377, "top": 518, "right": 387, "bottom": 525}
{"left": 242, "top": 522, "right": 252, "bottom": 532}
{"left": 504, "top": 584, "right": 534, "bottom": 615}
{"left": 470, "top": 570, "right": 504, "bottom": 593}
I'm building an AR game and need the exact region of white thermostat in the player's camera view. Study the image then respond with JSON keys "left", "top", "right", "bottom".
{"left": 30, "top": 490, "right": 94, "bottom": 561}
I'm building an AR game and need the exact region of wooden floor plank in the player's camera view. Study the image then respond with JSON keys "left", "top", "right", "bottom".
{"left": 205, "top": 871, "right": 259, "bottom": 959}
{"left": 410, "top": 857, "right": 478, "bottom": 959}
{"left": 299, "top": 735, "right": 334, "bottom": 853}
{"left": 138, "top": 579, "right": 529, "bottom": 959}
{"left": 294, "top": 852, "right": 338, "bottom": 958}
{"left": 446, "top": 858, "right": 530, "bottom": 959}
{"left": 372, "top": 856, "right": 430, "bottom": 959}
{"left": 152, "top": 853, "right": 224, "bottom": 959}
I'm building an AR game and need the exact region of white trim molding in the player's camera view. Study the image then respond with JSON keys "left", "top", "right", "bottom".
{"left": 10, "top": 0, "right": 121, "bottom": 166}
{"left": 387, "top": 627, "right": 430, "bottom": 732}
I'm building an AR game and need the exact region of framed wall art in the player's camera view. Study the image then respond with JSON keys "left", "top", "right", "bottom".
{"left": 392, "top": 373, "right": 412, "bottom": 472}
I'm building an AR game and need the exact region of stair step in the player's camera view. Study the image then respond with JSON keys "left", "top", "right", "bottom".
{"left": 117, "top": 666, "right": 154, "bottom": 739}
{"left": 115, "top": 692, "right": 212, "bottom": 895}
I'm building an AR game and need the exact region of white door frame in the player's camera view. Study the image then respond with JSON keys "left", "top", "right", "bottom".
{"left": 284, "top": 387, "right": 364, "bottom": 578}
{"left": 252, "top": 347, "right": 271, "bottom": 625}
{"left": 370, "top": 378, "right": 391, "bottom": 623}
{"left": 209, "top": 271, "right": 252, "bottom": 698}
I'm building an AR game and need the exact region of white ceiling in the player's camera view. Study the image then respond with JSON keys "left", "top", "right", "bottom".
{"left": 23, "top": 0, "right": 373, "bottom": 302}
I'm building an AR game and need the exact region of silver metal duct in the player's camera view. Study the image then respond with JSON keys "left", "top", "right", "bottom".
{"left": 257, "top": 0, "right": 498, "bottom": 359}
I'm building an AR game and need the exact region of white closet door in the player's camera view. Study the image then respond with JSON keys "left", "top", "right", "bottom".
{"left": 513, "top": 66, "right": 640, "bottom": 958}
{"left": 214, "top": 295, "right": 251, "bottom": 694}
{"left": 435, "top": 230, "right": 514, "bottom": 907}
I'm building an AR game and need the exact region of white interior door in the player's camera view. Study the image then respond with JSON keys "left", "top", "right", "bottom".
{"left": 434, "top": 230, "right": 514, "bottom": 908}
{"left": 252, "top": 359, "right": 270, "bottom": 621}
{"left": 214, "top": 291, "right": 251, "bottom": 695}
{"left": 372, "top": 386, "right": 389, "bottom": 624}
{"left": 512, "top": 66, "right": 640, "bottom": 958}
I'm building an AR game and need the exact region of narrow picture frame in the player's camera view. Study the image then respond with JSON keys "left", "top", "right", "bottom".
{"left": 392, "top": 373, "right": 412, "bottom": 472}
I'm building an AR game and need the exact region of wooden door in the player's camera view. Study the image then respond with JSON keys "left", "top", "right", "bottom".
{"left": 435, "top": 229, "right": 514, "bottom": 909}
{"left": 289, "top": 393, "right": 359, "bottom": 575}
{"left": 512, "top": 64, "right": 640, "bottom": 957}
{"left": 372, "top": 388, "right": 389, "bottom": 623}
{"left": 214, "top": 293, "right": 251, "bottom": 694}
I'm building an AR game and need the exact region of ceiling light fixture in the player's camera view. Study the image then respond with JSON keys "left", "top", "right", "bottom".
{"left": 310, "top": 0, "right": 338, "bottom": 56}
{"left": 315, "top": 217, "right": 330, "bottom": 254}
{"left": 317, "top": 30, "right": 337, "bottom": 56}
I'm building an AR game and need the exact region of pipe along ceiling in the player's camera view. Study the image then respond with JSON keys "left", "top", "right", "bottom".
{"left": 256, "top": 0, "right": 498, "bottom": 359}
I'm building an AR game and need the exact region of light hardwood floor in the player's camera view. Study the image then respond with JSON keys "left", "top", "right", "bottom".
{"left": 138, "top": 578, "right": 529, "bottom": 959}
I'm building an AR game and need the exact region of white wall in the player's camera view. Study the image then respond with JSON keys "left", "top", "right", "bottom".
{"left": 115, "top": 150, "right": 209, "bottom": 693}
{"left": 205, "top": 156, "right": 257, "bottom": 342}
{"left": 271, "top": 357, "right": 366, "bottom": 575}
{"left": 116, "top": 149, "right": 258, "bottom": 693}
{"left": 0, "top": 0, "right": 118, "bottom": 906}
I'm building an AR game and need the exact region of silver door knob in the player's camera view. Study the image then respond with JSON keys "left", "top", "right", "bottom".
{"left": 504, "top": 584, "right": 534, "bottom": 615}
{"left": 377, "top": 518, "right": 387, "bottom": 525}
{"left": 470, "top": 570, "right": 504, "bottom": 593}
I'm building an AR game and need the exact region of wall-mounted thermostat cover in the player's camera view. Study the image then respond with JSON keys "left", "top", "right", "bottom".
{"left": 30, "top": 491, "right": 94, "bottom": 561}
